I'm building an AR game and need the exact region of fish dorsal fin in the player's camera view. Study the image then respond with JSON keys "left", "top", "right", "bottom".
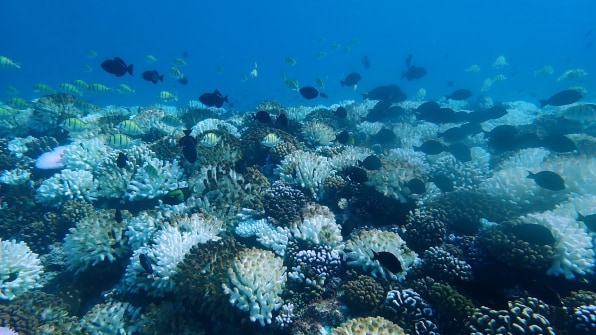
{"left": 114, "top": 57, "right": 125, "bottom": 65}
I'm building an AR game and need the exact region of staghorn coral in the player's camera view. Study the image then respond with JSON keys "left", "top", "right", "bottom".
{"left": 263, "top": 180, "right": 306, "bottom": 226}
{"left": 385, "top": 288, "right": 440, "bottom": 335}
{"left": 222, "top": 247, "right": 287, "bottom": 326}
{"left": 330, "top": 316, "right": 407, "bottom": 335}
{"left": 341, "top": 275, "right": 385, "bottom": 315}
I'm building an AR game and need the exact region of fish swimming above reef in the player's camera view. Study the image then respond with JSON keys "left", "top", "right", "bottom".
{"left": 562, "top": 104, "right": 596, "bottom": 121}
{"left": 430, "top": 174, "right": 454, "bottom": 192}
{"left": 361, "top": 56, "right": 370, "bottom": 69}
{"left": 254, "top": 111, "right": 272, "bottom": 123}
{"left": 116, "top": 152, "right": 128, "bottom": 168}
{"left": 402, "top": 65, "right": 427, "bottom": 81}
{"left": 540, "top": 134, "right": 577, "bottom": 153}
{"left": 179, "top": 129, "right": 197, "bottom": 163}
{"left": 540, "top": 89, "right": 583, "bottom": 107}
{"left": 414, "top": 140, "right": 446, "bottom": 155}
{"left": 101, "top": 57, "right": 133, "bottom": 77}
{"left": 299, "top": 86, "right": 319, "bottom": 100}
{"left": 343, "top": 166, "right": 368, "bottom": 183}
{"left": 334, "top": 106, "right": 347, "bottom": 118}
{"left": 577, "top": 213, "right": 596, "bottom": 232}
{"left": 275, "top": 113, "right": 289, "bottom": 128}
{"left": 340, "top": 72, "right": 361, "bottom": 89}
{"left": 371, "top": 249, "right": 402, "bottom": 274}
{"left": 177, "top": 76, "right": 189, "bottom": 85}
{"left": 439, "top": 122, "right": 483, "bottom": 142}
{"left": 447, "top": 143, "right": 472, "bottom": 162}
{"left": 357, "top": 155, "right": 382, "bottom": 170}
{"left": 527, "top": 170, "right": 565, "bottom": 191}
{"left": 142, "top": 70, "right": 164, "bottom": 84}
{"left": 199, "top": 89, "right": 228, "bottom": 108}
{"left": 335, "top": 130, "right": 351, "bottom": 144}
{"left": 445, "top": 88, "right": 473, "bottom": 101}
{"left": 465, "top": 105, "right": 507, "bottom": 123}
{"left": 362, "top": 84, "right": 406, "bottom": 103}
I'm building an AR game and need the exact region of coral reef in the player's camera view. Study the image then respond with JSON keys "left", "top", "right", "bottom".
{"left": 0, "top": 239, "right": 43, "bottom": 300}
{"left": 385, "top": 288, "right": 440, "bottom": 335}
{"left": 402, "top": 208, "right": 448, "bottom": 252}
{"left": 35, "top": 169, "right": 99, "bottom": 208}
{"left": 288, "top": 244, "right": 342, "bottom": 294}
{"left": 341, "top": 275, "right": 385, "bottom": 315}
{"left": 263, "top": 180, "right": 306, "bottom": 226}
{"left": 330, "top": 316, "right": 407, "bottom": 335}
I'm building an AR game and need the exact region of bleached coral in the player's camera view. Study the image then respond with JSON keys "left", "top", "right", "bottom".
{"left": 0, "top": 168, "right": 31, "bottom": 186}
{"left": 61, "top": 138, "right": 109, "bottom": 171}
{"left": 301, "top": 121, "right": 335, "bottom": 147}
{"left": 329, "top": 146, "right": 372, "bottom": 171}
{"left": 357, "top": 121, "right": 384, "bottom": 136}
{"left": 7, "top": 136, "right": 35, "bottom": 158}
{"left": 124, "top": 213, "right": 223, "bottom": 295}
{"left": 222, "top": 247, "right": 286, "bottom": 326}
{"left": 35, "top": 169, "right": 99, "bottom": 207}
{"left": 80, "top": 301, "right": 140, "bottom": 335}
{"left": 291, "top": 208, "right": 343, "bottom": 250}
{"left": 275, "top": 150, "right": 335, "bottom": 200}
{"left": 125, "top": 210, "right": 163, "bottom": 250}
{"left": 125, "top": 158, "right": 184, "bottom": 201}
{"left": 190, "top": 118, "right": 240, "bottom": 137}
{"left": 481, "top": 101, "right": 540, "bottom": 132}
{"left": 0, "top": 239, "right": 43, "bottom": 300}
{"left": 430, "top": 146, "right": 491, "bottom": 191}
{"left": 235, "top": 218, "right": 290, "bottom": 256}
{"left": 392, "top": 121, "right": 440, "bottom": 149}
{"left": 63, "top": 210, "right": 129, "bottom": 274}
{"left": 343, "top": 228, "right": 419, "bottom": 281}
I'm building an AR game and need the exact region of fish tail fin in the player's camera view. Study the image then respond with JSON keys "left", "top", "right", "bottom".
{"left": 223, "top": 95, "right": 229, "bottom": 103}
{"left": 127, "top": 64, "right": 133, "bottom": 75}
{"left": 577, "top": 212, "right": 585, "bottom": 221}
{"left": 539, "top": 100, "right": 548, "bottom": 108}
{"left": 159, "top": 75, "right": 164, "bottom": 82}
{"left": 340, "top": 81, "right": 345, "bottom": 86}
{"left": 526, "top": 170, "right": 535, "bottom": 179}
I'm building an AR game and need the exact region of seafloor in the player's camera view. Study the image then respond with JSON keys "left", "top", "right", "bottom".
{"left": 1, "top": 92, "right": 596, "bottom": 335}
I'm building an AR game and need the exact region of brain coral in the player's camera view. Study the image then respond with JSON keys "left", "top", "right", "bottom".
{"left": 330, "top": 316, "right": 407, "bottom": 335}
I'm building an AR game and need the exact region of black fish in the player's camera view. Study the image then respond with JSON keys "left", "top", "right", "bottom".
{"left": 362, "top": 84, "right": 404, "bottom": 101}
{"left": 299, "top": 86, "right": 319, "bottom": 100}
{"left": 371, "top": 249, "right": 402, "bottom": 274}
{"left": 487, "top": 125, "right": 519, "bottom": 152}
{"left": 402, "top": 65, "right": 426, "bottom": 81}
{"left": 141, "top": 70, "right": 164, "bottom": 84}
{"left": 416, "top": 102, "right": 459, "bottom": 123}
{"left": 177, "top": 76, "right": 189, "bottom": 85}
{"left": 502, "top": 223, "right": 556, "bottom": 245}
{"left": 340, "top": 72, "right": 361, "bottom": 87}
{"left": 139, "top": 253, "right": 154, "bottom": 274}
{"left": 516, "top": 132, "right": 542, "bottom": 150}
{"left": 448, "top": 143, "right": 472, "bottom": 162}
{"left": 276, "top": 113, "right": 289, "bottom": 127}
{"left": 358, "top": 155, "right": 382, "bottom": 170}
{"left": 414, "top": 140, "right": 445, "bottom": 155}
{"left": 334, "top": 106, "right": 347, "bottom": 118}
{"left": 440, "top": 122, "right": 483, "bottom": 142}
{"left": 577, "top": 212, "right": 596, "bottom": 232}
{"left": 540, "top": 89, "right": 583, "bottom": 107}
{"left": 405, "top": 54, "right": 413, "bottom": 68}
{"left": 116, "top": 152, "right": 127, "bottom": 168}
{"left": 361, "top": 56, "right": 370, "bottom": 69}
{"left": 430, "top": 174, "right": 454, "bottom": 192}
{"left": 344, "top": 166, "right": 368, "bottom": 183}
{"left": 540, "top": 134, "right": 577, "bottom": 152}
{"left": 373, "top": 128, "right": 397, "bottom": 144}
{"left": 366, "top": 99, "right": 392, "bottom": 122}
{"left": 101, "top": 57, "right": 133, "bottom": 77}
{"left": 466, "top": 105, "right": 507, "bottom": 123}
{"left": 527, "top": 170, "right": 565, "bottom": 191}
{"left": 179, "top": 129, "right": 198, "bottom": 164}
{"left": 319, "top": 92, "right": 328, "bottom": 98}
{"left": 336, "top": 130, "right": 351, "bottom": 144}
{"left": 407, "top": 178, "right": 426, "bottom": 194}
{"left": 446, "top": 88, "right": 473, "bottom": 101}
{"left": 199, "top": 89, "right": 228, "bottom": 108}
{"left": 163, "top": 187, "right": 191, "bottom": 205}
{"left": 115, "top": 208, "right": 123, "bottom": 223}
{"left": 254, "top": 111, "right": 272, "bottom": 123}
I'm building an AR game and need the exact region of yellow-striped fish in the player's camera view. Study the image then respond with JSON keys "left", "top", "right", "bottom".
{"left": 6, "top": 97, "right": 29, "bottom": 109}
{"left": 72, "top": 79, "right": 90, "bottom": 90}
{"left": 284, "top": 78, "right": 299, "bottom": 90}
{"left": 88, "top": 83, "right": 112, "bottom": 92}
{"left": 145, "top": 55, "right": 158, "bottom": 63}
{"left": 87, "top": 49, "right": 98, "bottom": 58}
{"left": 5, "top": 86, "right": 19, "bottom": 95}
{"left": 116, "top": 84, "right": 135, "bottom": 94}
{"left": 285, "top": 57, "right": 297, "bottom": 66}
{"left": 74, "top": 99, "right": 97, "bottom": 111}
{"left": 201, "top": 132, "right": 221, "bottom": 147}
{"left": 0, "top": 56, "right": 21, "bottom": 69}
{"left": 161, "top": 114, "right": 182, "bottom": 127}
{"left": 563, "top": 104, "right": 596, "bottom": 121}
{"left": 118, "top": 120, "right": 143, "bottom": 135}
{"left": 169, "top": 66, "right": 183, "bottom": 79}
{"left": 0, "top": 106, "right": 13, "bottom": 118}
{"left": 144, "top": 163, "right": 159, "bottom": 178}
{"left": 33, "top": 83, "right": 55, "bottom": 94}
{"left": 107, "top": 133, "right": 134, "bottom": 149}
{"left": 158, "top": 91, "right": 177, "bottom": 101}
{"left": 174, "top": 57, "right": 187, "bottom": 67}
{"left": 261, "top": 133, "right": 281, "bottom": 147}
{"left": 316, "top": 51, "right": 327, "bottom": 58}
{"left": 61, "top": 117, "right": 87, "bottom": 132}
{"left": 60, "top": 83, "right": 82, "bottom": 96}
{"left": 82, "top": 64, "right": 93, "bottom": 73}
{"left": 315, "top": 78, "right": 325, "bottom": 89}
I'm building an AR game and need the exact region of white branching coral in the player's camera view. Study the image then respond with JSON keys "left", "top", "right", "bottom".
{"left": 275, "top": 150, "right": 335, "bottom": 200}
{"left": 301, "top": 121, "right": 335, "bottom": 146}
{"left": 222, "top": 247, "right": 287, "bottom": 326}
{"left": 343, "top": 228, "right": 419, "bottom": 281}
{"left": 0, "top": 168, "right": 31, "bottom": 186}
{"left": 190, "top": 118, "right": 240, "bottom": 137}
{"left": 291, "top": 206, "right": 343, "bottom": 250}
{"left": 125, "top": 158, "right": 184, "bottom": 201}
{"left": 61, "top": 138, "right": 109, "bottom": 171}
{"left": 63, "top": 210, "right": 129, "bottom": 274}
{"left": 0, "top": 239, "right": 43, "bottom": 300}
{"left": 35, "top": 169, "right": 99, "bottom": 207}
{"left": 80, "top": 301, "right": 140, "bottom": 335}
{"left": 235, "top": 218, "right": 291, "bottom": 257}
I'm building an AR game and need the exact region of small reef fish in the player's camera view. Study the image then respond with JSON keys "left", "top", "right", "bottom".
{"left": 527, "top": 170, "right": 565, "bottom": 191}
{"left": 402, "top": 65, "right": 426, "bottom": 81}
{"left": 159, "top": 91, "right": 177, "bottom": 101}
{"left": 361, "top": 56, "right": 370, "bottom": 69}
{"left": 107, "top": 133, "right": 134, "bottom": 149}
{"left": 0, "top": 56, "right": 21, "bottom": 69}
{"left": 174, "top": 57, "right": 187, "bottom": 67}
{"left": 540, "top": 89, "right": 583, "bottom": 107}
{"left": 199, "top": 89, "right": 228, "bottom": 108}
{"left": 562, "top": 104, "right": 596, "bottom": 121}
{"left": 89, "top": 83, "right": 112, "bottom": 93}
{"left": 254, "top": 111, "right": 272, "bottom": 123}
{"left": 315, "top": 78, "right": 325, "bottom": 89}
{"left": 142, "top": 70, "right": 164, "bottom": 84}
{"left": 169, "top": 66, "right": 183, "bottom": 79}
{"left": 116, "top": 152, "right": 127, "bottom": 168}
{"left": 464, "top": 64, "right": 480, "bottom": 73}
{"left": 61, "top": 117, "right": 87, "bottom": 132}
{"left": 250, "top": 62, "right": 258, "bottom": 78}
{"left": 299, "top": 86, "right": 319, "bottom": 100}
{"left": 334, "top": 106, "right": 347, "bottom": 118}
{"left": 118, "top": 120, "right": 143, "bottom": 136}
{"left": 406, "top": 178, "right": 426, "bottom": 194}
{"left": 117, "top": 84, "right": 135, "bottom": 94}
{"left": 357, "top": 155, "right": 382, "bottom": 170}
{"left": 430, "top": 174, "right": 454, "bottom": 192}
{"left": 371, "top": 249, "right": 402, "bottom": 274}
{"left": 445, "top": 88, "right": 473, "bottom": 101}
{"left": 201, "top": 132, "right": 221, "bottom": 148}
{"left": 285, "top": 57, "right": 297, "bottom": 66}
{"left": 162, "top": 187, "right": 191, "bottom": 205}
{"left": 32, "top": 83, "right": 55, "bottom": 94}
{"left": 335, "top": 130, "right": 351, "bottom": 144}
{"left": 534, "top": 65, "right": 554, "bottom": 76}
{"left": 261, "top": 133, "right": 281, "bottom": 147}
{"left": 6, "top": 97, "right": 29, "bottom": 109}
{"left": 492, "top": 55, "right": 508, "bottom": 69}
{"left": 557, "top": 69, "right": 587, "bottom": 81}
{"left": 101, "top": 57, "right": 133, "bottom": 77}
{"left": 340, "top": 72, "right": 361, "bottom": 89}
{"left": 145, "top": 55, "right": 158, "bottom": 63}
{"left": 60, "top": 83, "right": 82, "bottom": 96}
{"left": 179, "top": 129, "right": 198, "bottom": 163}
{"left": 82, "top": 64, "right": 93, "bottom": 73}
{"left": 72, "top": 79, "right": 89, "bottom": 90}
{"left": 162, "top": 114, "right": 182, "bottom": 127}
{"left": 5, "top": 86, "right": 19, "bottom": 95}
{"left": 284, "top": 78, "right": 299, "bottom": 91}
{"left": 87, "top": 49, "right": 98, "bottom": 58}
{"left": 139, "top": 253, "right": 154, "bottom": 274}
{"left": 177, "top": 76, "right": 188, "bottom": 85}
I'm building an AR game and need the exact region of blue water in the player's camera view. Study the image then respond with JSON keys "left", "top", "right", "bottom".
{"left": 2, "top": 0, "right": 595, "bottom": 110}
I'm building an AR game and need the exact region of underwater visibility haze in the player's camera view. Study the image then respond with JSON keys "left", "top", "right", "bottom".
{"left": 1, "top": 0, "right": 596, "bottom": 334}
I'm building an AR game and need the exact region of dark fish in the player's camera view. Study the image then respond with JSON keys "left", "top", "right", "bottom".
{"left": 577, "top": 212, "right": 596, "bottom": 232}
{"left": 402, "top": 65, "right": 426, "bottom": 81}
{"left": 487, "top": 125, "right": 519, "bottom": 152}
{"left": 362, "top": 84, "right": 404, "bottom": 102}
{"left": 199, "top": 89, "right": 228, "bottom": 108}
{"left": 6, "top": 271, "right": 19, "bottom": 282}
{"left": 416, "top": 102, "right": 459, "bottom": 123}
{"left": 334, "top": 106, "right": 347, "bottom": 118}
{"left": 319, "top": 92, "right": 328, "bottom": 98}
{"left": 115, "top": 209, "right": 123, "bottom": 223}
{"left": 299, "top": 86, "right": 319, "bottom": 100}
{"left": 440, "top": 122, "right": 482, "bottom": 142}
{"left": 254, "top": 111, "right": 272, "bottom": 123}
{"left": 527, "top": 170, "right": 565, "bottom": 191}
{"left": 101, "top": 57, "right": 133, "bottom": 77}
{"left": 540, "top": 89, "right": 583, "bottom": 107}
{"left": 586, "top": 29, "right": 593, "bottom": 37}
{"left": 371, "top": 249, "right": 402, "bottom": 274}
{"left": 179, "top": 129, "right": 198, "bottom": 164}
{"left": 448, "top": 143, "right": 472, "bottom": 162}
{"left": 373, "top": 128, "right": 397, "bottom": 144}
{"left": 540, "top": 134, "right": 577, "bottom": 152}
{"left": 177, "top": 76, "right": 189, "bottom": 85}
{"left": 344, "top": 166, "right": 368, "bottom": 183}
{"left": 163, "top": 187, "right": 191, "bottom": 205}
{"left": 365, "top": 99, "right": 392, "bottom": 122}
{"left": 447, "top": 80, "right": 454, "bottom": 87}
{"left": 466, "top": 105, "right": 508, "bottom": 123}
{"left": 336, "top": 130, "right": 351, "bottom": 144}
{"left": 405, "top": 54, "right": 413, "bottom": 68}
{"left": 182, "top": 51, "right": 189, "bottom": 58}
{"left": 139, "top": 253, "right": 154, "bottom": 274}
{"left": 361, "top": 56, "right": 370, "bottom": 69}
{"left": 414, "top": 140, "right": 445, "bottom": 155}
{"left": 502, "top": 223, "right": 556, "bottom": 245}
{"left": 430, "top": 174, "right": 454, "bottom": 192}
{"left": 446, "top": 88, "right": 473, "bottom": 101}
{"left": 587, "top": 41, "right": 593, "bottom": 48}
{"left": 515, "top": 132, "right": 542, "bottom": 150}
{"left": 116, "top": 152, "right": 127, "bottom": 168}
{"left": 358, "top": 155, "right": 382, "bottom": 170}
{"left": 276, "top": 113, "right": 289, "bottom": 127}
{"left": 141, "top": 70, "right": 164, "bottom": 84}
{"left": 340, "top": 72, "right": 361, "bottom": 87}
{"left": 407, "top": 178, "right": 426, "bottom": 194}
